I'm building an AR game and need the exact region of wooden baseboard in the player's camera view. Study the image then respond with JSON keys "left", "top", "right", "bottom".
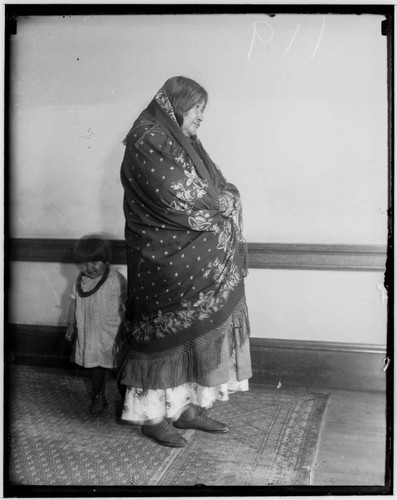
{"left": 7, "top": 324, "right": 74, "bottom": 368}
{"left": 7, "top": 324, "right": 387, "bottom": 392}
{"left": 250, "top": 338, "right": 387, "bottom": 392}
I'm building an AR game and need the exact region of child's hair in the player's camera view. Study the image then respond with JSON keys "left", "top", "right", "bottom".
{"left": 74, "top": 235, "right": 112, "bottom": 264}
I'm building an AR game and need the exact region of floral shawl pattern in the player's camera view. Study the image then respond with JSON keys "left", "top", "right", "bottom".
{"left": 116, "top": 87, "right": 250, "bottom": 390}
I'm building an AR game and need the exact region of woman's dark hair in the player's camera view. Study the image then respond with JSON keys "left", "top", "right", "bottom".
{"left": 74, "top": 235, "right": 112, "bottom": 264}
{"left": 163, "top": 76, "right": 208, "bottom": 126}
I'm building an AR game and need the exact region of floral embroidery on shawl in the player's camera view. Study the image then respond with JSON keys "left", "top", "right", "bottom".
{"left": 170, "top": 155, "right": 209, "bottom": 212}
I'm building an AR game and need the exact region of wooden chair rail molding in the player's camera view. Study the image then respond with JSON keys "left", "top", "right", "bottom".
{"left": 9, "top": 238, "right": 387, "bottom": 271}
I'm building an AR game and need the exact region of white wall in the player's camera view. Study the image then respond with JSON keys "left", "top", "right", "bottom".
{"left": 10, "top": 14, "right": 387, "bottom": 243}
{"left": 9, "top": 14, "right": 388, "bottom": 345}
{"left": 9, "top": 262, "right": 387, "bottom": 345}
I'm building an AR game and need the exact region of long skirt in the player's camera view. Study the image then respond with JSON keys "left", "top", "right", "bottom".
{"left": 121, "top": 308, "right": 252, "bottom": 425}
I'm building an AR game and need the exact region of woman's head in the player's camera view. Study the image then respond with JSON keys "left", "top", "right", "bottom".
{"left": 74, "top": 235, "right": 112, "bottom": 278}
{"left": 163, "top": 76, "right": 208, "bottom": 135}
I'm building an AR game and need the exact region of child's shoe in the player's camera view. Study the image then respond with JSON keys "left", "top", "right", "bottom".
{"left": 90, "top": 393, "right": 107, "bottom": 415}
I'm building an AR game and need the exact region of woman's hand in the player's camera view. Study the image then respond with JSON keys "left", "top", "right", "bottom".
{"left": 219, "top": 192, "right": 235, "bottom": 217}
{"left": 234, "top": 197, "right": 242, "bottom": 214}
{"left": 219, "top": 191, "right": 241, "bottom": 218}
{"left": 65, "top": 325, "right": 76, "bottom": 342}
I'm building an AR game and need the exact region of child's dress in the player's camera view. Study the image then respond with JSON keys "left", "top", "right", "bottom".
{"left": 70, "top": 266, "right": 127, "bottom": 369}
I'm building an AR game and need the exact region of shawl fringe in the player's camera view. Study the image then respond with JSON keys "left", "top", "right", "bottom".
{"left": 113, "top": 299, "right": 250, "bottom": 393}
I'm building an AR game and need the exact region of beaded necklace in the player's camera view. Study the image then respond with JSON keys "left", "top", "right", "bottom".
{"left": 76, "top": 265, "right": 110, "bottom": 298}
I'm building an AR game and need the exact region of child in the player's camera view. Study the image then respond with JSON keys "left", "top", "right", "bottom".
{"left": 65, "top": 235, "right": 127, "bottom": 415}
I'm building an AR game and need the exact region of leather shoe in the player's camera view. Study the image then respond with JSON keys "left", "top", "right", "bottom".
{"left": 174, "top": 405, "right": 229, "bottom": 433}
{"left": 142, "top": 419, "right": 188, "bottom": 447}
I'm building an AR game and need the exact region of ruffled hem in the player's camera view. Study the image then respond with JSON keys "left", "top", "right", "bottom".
{"left": 121, "top": 377, "right": 249, "bottom": 425}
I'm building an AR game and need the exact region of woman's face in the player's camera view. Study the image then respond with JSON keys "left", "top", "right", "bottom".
{"left": 181, "top": 101, "right": 205, "bottom": 137}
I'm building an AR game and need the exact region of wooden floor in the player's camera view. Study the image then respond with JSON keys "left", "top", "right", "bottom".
{"left": 311, "top": 388, "right": 387, "bottom": 486}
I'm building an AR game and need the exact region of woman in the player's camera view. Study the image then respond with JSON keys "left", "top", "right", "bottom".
{"left": 116, "top": 76, "right": 251, "bottom": 448}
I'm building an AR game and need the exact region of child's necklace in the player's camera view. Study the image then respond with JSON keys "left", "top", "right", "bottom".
{"left": 76, "top": 266, "right": 110, "bottom": 298}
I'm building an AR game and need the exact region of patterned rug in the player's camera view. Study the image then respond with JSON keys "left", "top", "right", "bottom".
{"left": 6, "top": 365, "right": 329, "bottom": 487}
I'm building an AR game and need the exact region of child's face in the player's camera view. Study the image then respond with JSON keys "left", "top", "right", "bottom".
{"left": 79, "top": 261, "right": 107, "bottom": 279}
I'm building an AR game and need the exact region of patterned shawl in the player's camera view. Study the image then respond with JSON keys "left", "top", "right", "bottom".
{"left": 115, "top": 87, "right": 249, "bottom": 390}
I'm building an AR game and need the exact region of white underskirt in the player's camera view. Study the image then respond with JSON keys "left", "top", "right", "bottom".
{"left": 121, "top": 371, "right": 249, "bottom": 425}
